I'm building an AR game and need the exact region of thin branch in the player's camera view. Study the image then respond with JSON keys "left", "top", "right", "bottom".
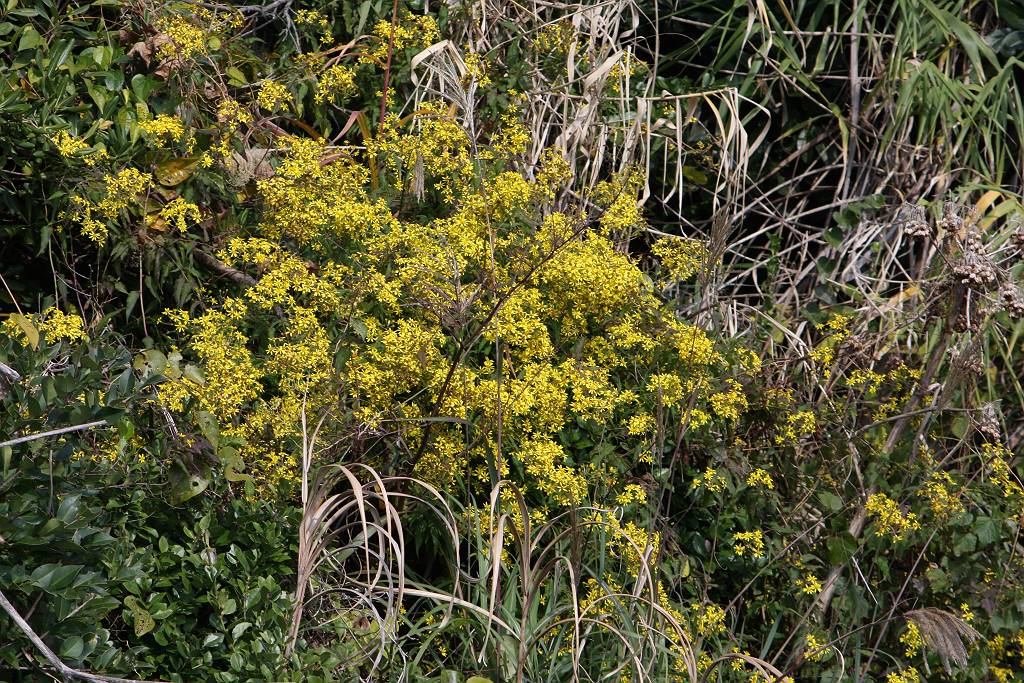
{"left": 0, "top": 420, "right": 108, "bottom": 449}
{"left": 0, "top": 589, "right": 168, "bottom": 683}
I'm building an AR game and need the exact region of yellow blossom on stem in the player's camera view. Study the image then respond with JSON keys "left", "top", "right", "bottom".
{"left": 866, "top": 492, "right": 920, "bottom": 541}
{"left": 746, "top": 468, "right": 774, "bottom": 489}
{"left": 732, "top": 530, "right": 765, "bottom": 558}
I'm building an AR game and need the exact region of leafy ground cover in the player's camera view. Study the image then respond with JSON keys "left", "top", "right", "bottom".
{"left": 2, "top": 1, "right": 1024, "bottom": 682}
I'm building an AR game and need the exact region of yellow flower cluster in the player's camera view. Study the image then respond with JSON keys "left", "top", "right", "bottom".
{"left": 918, "top": 470, "right": 964, "bottom": 520}
{"left": 257, "top": 136, "right": 392, "bottom": 245}
{"left": 606, "top": 54, "right": 647, "bottom": 95}
{"left": 3, "top": 307, "right": 87, "bottom": 346}
{"left": 363, "top": 13, "right": 439, "bottom": 64}
{"left": 51, "top": 130, "right": 89, "bottom": 159}
{"left": 673, "top": 322, "right": 720, "bottom": 366}
{"left": 257, "top": 80, "right": 292, "bottom": 111}
{"left": 70, "top": 167, "right": 152, "bottom": 243}
{"left": 809, "top": 313, "right": 851, "bottom": 374}
{"left": 155, "top": 14, "right": 208, "bottom": 61}
{"left": 866, "top": 492, "right": 920, "bottom": 541}
{"left": 847, "top": 368, "right": 884, "bottom": 394}
{"left": 652, "top": 237, "right": 710, "bottom": 281}
{"left": 592, "top": 169, "right": 645, "bottom": 235}
{"left": 648, "top": 373, "right": 684, "bottom": 405}
{"left": 531, "top": 20, "right": 581, "bottom": 56}
{"left": 139, "top": 114, "right": 185, "bottom": 146}
{"left": 487, "top": 103, "right": 531, "bottom": 158}
{"left": 156, "top": 198, "right": 201, "bottom": 233}
{"left": 746, "top": 468, "right": 774, "bottom": 489}
{"left": 314, "top": 65, "right": 356, "bottom": 105}
{"left": 371, "top": 102, "right": 474, "bottom": 201}
{"left": 296, "top": 9, "right": 331, "bottom": 45}
{"left": 520, "top": 437, "right": 588, "bottom": 506}
{"left": 39, "top": 307, "right": 87, "bottom": 343}
{"left": 900, "top": 621, "right": 923, "bottom": 657}
{"left": 804, "top": 633, "right": 828, "bottom": 662}
{"left": 710, "top": 379, "right": 747, "bottom": 421}
{"left": 616, "top": 484, "right": 648, "bottom": 505}
{"left": 691, "top": 602, "right": 727, "bottom": 636}
{"left": 462, "top": 51, "right": 491, "bottom": 88}
{"left": 795, "top": 573, "right": 821, "bottom": 595}
{"left": 775, "top": 409, "right": 816, "bottom": 446}
{"left": 692, "top": 467, "right": 726, "bottom": 493}
{"left": 985, "top": 443, "right": 1022, "bottom": 499}
{"left": 732, "top": 530, "right": 766, "bottom": 558}
{"left": 885, "top": 668, "right": 920, "bottom": 683}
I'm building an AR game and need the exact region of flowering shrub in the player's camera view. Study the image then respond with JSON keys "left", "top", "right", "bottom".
{"left": 2, "top": 2, "right": 1024, "bottom": 683}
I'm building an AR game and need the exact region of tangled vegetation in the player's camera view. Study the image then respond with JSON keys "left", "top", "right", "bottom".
{"left": 2, "top": 1, "right": 1024, "bottom": 682}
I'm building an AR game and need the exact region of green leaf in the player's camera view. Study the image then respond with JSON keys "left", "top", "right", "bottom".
{"left": 169, "top": 469, "right": 209, "bottom": 503}
{"left": 953, "top": 532, "right": 976, "bottom": 557}
{"left": 30, "top": 564, "right": 84, "bottom": 594}
{"left": 231, "top": 621, "right": 252, "bottom": 639}
{"left": 203, "top": 633, "right": 224, "bottom": 648}
{"left": 225, "top": 66, "right": 247, "bottom": 86}
{"left": 59, "top": 635, "right": 84, "bottom": 660}
{"left": 826, "top": 533, "right": 857, "bottom": 566}
{"left": 17, "top": 26, "right": 43, "bottom": 51}
{"left": 817, "top": 491, "right": 844, "bottom": 513}
{"left": 155, "top": 158, "right": 200, "bottom": 187}
{"left": 10, "top": 313, "right": 39, "bottom": 349}
{"left": 124, "top": 596, "right": 155, "bottom": 636}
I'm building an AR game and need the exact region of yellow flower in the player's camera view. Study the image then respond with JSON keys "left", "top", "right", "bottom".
{"left": 795, "top": 573, "right": 822, "bottom": 595}
{"left": 900, "top": 621, "right": 923, "bottom": 658}
{"left": 257, "top": 80, "right": 292, "bottom": 111}
{"left": 616, "top": 484, "right": 648, "bottom": 506}
{"left": 652, "top": 236, "right": 710, "bottom": 281}
{"left": 296, "top": 9, "right": 332, "bottom": 44}
{"left": 314, "top": 65, "right": 356, "bottom": 105}
{"left": 918, "top": 470, "right": 965, "bottom": 520}
{"left": 691, "top": 602, "right": 726, "bottom": 636}
{"left": 155, "top": 14, "right": 207, "bottom": 61}
{"left": 804, "top": 633, "right": 828, "bottom": 662}
{"left": 732, "top": 530, "right": 765, "bottom": 558}
{"left": 866, "top": 492, "right": 920, "bottom": 542}
{"left": 960, "top": 603, "right": 974, "bottom": 623}
{"left": 626, "top": 413, "right": 655, "bottom": 436}
{"left": 51, "top": 130, "right": 89, "bottom": 158}
{"left": 139, "top": 114, "right": 185, "bottom": 146}
{"left": 746, "top": 468, "right": 774, "bottom": 490}
{"left": 710, "top": 379, "right": 747, "bottom": 421}
{"left": 157, "top": 198, "right": 201, "bottom": 233}
{"left": 775, "top": 410, "right": 816, "bottom": 445}
{"left": 885, "top": 668, "right": 920, "bottom": 683}
{"left": 692, "top": 467, "right": 726, "bottom": 494}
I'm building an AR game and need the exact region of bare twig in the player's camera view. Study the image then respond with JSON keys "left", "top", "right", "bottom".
{"left": 0, "top": 420, "right": 108, "bottom": 449}
{"left": 0, "top": 589, "right": 169, "bottom": 683}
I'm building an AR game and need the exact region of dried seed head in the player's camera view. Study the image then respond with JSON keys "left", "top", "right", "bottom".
{"left": 1001, "top": 284, "right": 1024, "bottom": 320}
{"left": 953, "top": 246, "right": 997, "bottom": 289}
{"left": 1011, "top": 217, "right": 1024, "bottom": 253}
{"left": 938, "top": 201, "right": 971, "bottom": 235}
{"left": 897, "top": 204, "right": 930, "bottom": 238}
{"left": 978, "top": 402, "right": 1002, "bottom": 441}
{"left": 954, "top": 305, "right": 986, "bottom": 333}
{"left": 951, "top": 343, "right": 983, "bottom": 376}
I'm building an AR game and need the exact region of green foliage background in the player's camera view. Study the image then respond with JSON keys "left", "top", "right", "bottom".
{"left": 2, "top": 1, "right": 1024, "bottom": 682}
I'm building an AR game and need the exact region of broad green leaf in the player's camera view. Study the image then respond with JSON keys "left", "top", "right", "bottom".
{"left": 124, "top": 596, "right": 155, "bottom": 636}
{"left": 30, "top": 564, "right": 84, "bottom": 593}
{"left": 10, "top": 313, "right": 38, "bottom": 349}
